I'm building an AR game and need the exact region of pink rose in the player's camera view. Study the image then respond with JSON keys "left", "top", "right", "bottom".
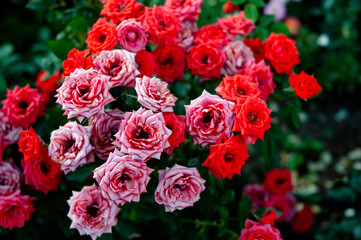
{"left": 265, "top": 193, "right": 297, "bottom": 222}
{"left": 113, "top": 108, "right": 172, "bottom": 161}
{"left": 164, "top": 0, "right": 203, "bottom": 22}
{"left": 89, "top": 109, "right": 124, "bottom": 160}
{"left": 242, "top": 184, "right": 269, "bottom": 212}
{"left": 49, "top": 121, "right": 94, "bottom": 174}
{"left": 238, "top": 60, "right": 275, "bottom": 100}
{"left": 56, "top": 68, "right": 114, "bottom": 122}
{"left": 0, "top": 110, "right": 23, "bottom": 150}
{"left": 239, "top": 219, "right": 283, "bottom": 240}
{"left": 93, "top": 49, "right": 140, "bottom": 88}
{"left": 0, "top": 160, "right": 23, "bottom": 196}
{"left": 0, "top": 191, "right": 35, "bottom": 230}
{"left": 185, "top": 90, "right": 235, "bottom": 147}
{"left": 93, "top": 149, "right": 153, "bottom": 205}
{"left": 221, "top": 40, "right": 255, "bottom": 76}
{"left": 177, "top": 21, "right": 198, "bottom": 50}
{"left": 67, "top": 184, "right": 120, "bottom": 240}
{"left": 116, "top": 19, "right": 148, "bottom": 53}
{"left": 217, "top": 11, "right": 255, "bottom": 37}
{"left": 155, "top": 164, "right": 206, "bottom": 212}
{"left": 135, "top": 76, "right": 177, "bottom": 112}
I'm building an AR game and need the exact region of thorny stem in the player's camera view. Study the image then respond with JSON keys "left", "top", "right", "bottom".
{"left": 183, "top": 219, "right": 239, "bottom": 238}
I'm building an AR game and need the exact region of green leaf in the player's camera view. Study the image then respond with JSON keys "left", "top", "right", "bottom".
{"left": 26, "top": 0, "right": 44, "bottom": 10}
{"left": 0, "top": 43, "right": 14, "bottom": 59}
{"left": 219, "top": 206, "right": 230, "bottom": 220}
{"left": 292, "top": 112, "right": 301, "bottom": 127}
{"left": 231, "top": 0, "right": 247, "bottom": 4}
{"left": 259, "top": 15, "right": 275, "bottom": 27}
{"left": 65, "top": 163, "right": 96, "bottom": 182}
{"left": 48, "top": 39, "right": 74, "bottom": 61}
{"left": 238, "top": 195, "right": 252, "bottom": 228}
{"left": 0, "top": 75, "right": 7, "bottom": 93}
{"left": 69, "top": 16, "right": 89, "bottom": 33}
{"left": 244, "top": 4, "right": 259, "bottom": 22}
{"left": 221, "top": 189, "right": 235, "bottom": 204}
{"left": 271, "top": 22, "right": 291, "bottom": 36}
{"left": 249, "top": 0, "right": 265, "bottom": 7}
{"left": 254, "top": 27, "right": 269, "bottom": 41}
{"left": 97, "top": 233, "right": 114, "bottom": 240}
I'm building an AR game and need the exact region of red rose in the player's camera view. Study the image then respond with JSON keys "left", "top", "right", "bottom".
{"left": 86, "top": 18, "right": 118, "bottom": 54}
{"left": 290, "top": 204, "right": 314, "bottom": 232}
{"left": 152, "top": 43, "right": 186, "bottom": 83}
{"left": 223, "top": 1, "right": 239, "bottom": 14}
{"left": 1, "top": 85, "right": 44, "bottom": 129}
{"left": 62, "top": 48, "right": 93, "bottom": 78}
{"left": 264, "top": 33, "right": 300, "bottom": 75}
{"left": 18, "top": 127, "right": 43, "bottom": 163}
{"left": 260, "top": 209, "right": 277, "bottom": 225}
{"left": 135, "top": 50, "right": 155, "bottom": 77}
{"left": 194, "top": 25, "right": 229, "bottom": 47}
{"left": 264, "top": 169, "right": 293, "bottom": 195}
{"left": 202, "top": 133, "right": 249, "bottom": 180}
{"left": 188, "top": 43, "right": 225, "bottom": 80}
{"left": 21, "top": 146, "right": 62, "bottom": 194}
{"left": 215, "top": 74, "right": 260, "bottom": 103}
{"left": 141, "top": 5, "right": 182, "bottom": 45}
{"left": 100, "top": 0, "right": 144, "bottom": 24}
{"left": 289, "top": 71, "right": 322, "bottom": 99}
{"left": 36, "top": 70, "right": 62, "bottom": 103}
{"left": 243, "top": 38, "right": 265, "bottom": 63}
{"left": 162, "top": 113, "right": 186, "bottom": 155}
{"left": 232, "top": 96, "right": 272, "bottom": 144}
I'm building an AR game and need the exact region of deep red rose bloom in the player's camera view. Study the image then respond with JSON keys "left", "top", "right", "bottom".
{"left": 260, "top": 209, "right": 277, "bottom": 225}
{"left": 289, "top": 71, "right": 322, "bottom": 99}
{"left": 264, "top": 169, "right": 294, "bottom": 195}
{"left": 141, "top": 5, "right": 182, "bottom": 45}
{"left": 290, "top": 204, "right": 314, "bottom": 233}
{"left": 217, "top": 11, "right": 255, "bottom": 37}
{"left": 243, "top": 38, "right": 265, "bottom": 63}
{"left": 1, "top": 85, "right": 44, "bottom": 129}
{"left": 18, "top": 127, "right": 43, "bottom": 163}
{"left": 86, "top": 18, "right": 118, "bottom": 54}
{"left": 152, "top": 43, "right": 186, "bottom": 83}
{"left": 232, "top": 96, "right": 272, "bottom": 144}
{"left": 265, "top": 193, "right": 297, "bottom": 222}
{"left": 216, "top": 74, "right": 260, "bottom": 103}
{"left": 36, "top": 70, "right": 62, "bottom": 103}
{"left": 135, "top": 50, "right": 156, "bottom": 77}
{"left": 188, "top": 43, "right": 225, "bottom": 81}
{"left": 100, "top": 0, "right": 144, "bottom": 24}
{"left": 264, "top": 33, "right": 300, "bottom": 75}
{"left": 162, "top": 113, "right": 186, "bottom": 155}
{"left": 194, "top": 25, "right": 229, "bottom": 47}
{"left": 202, "top": 133, "right": 249, "bottom": 179}
{"left": 21, "top": 146, "right": 62, "bottom": 194}
{"left": 62, "top": 48, "right": 93, "bottom": 78}
{"left": 223, "top": 1, "right": 239, "bottom": 14}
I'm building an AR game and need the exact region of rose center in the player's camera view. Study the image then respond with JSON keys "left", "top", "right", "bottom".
{"left": 98, "top": 35, "right": 106, "bottom": 43}
{"left": 79, "top": 87, "right": 89, "bottom": 97}
{"left": 203, "top": 111, "right": 214, "bottom": 123}
{"left": 64, "top": 139, "right": 75, "bottom": 152}
{"left": 201, "top": 56, "right": 209, "bottom": 64}
{"left": 159, "top": 20, "right": 166, "bottom": 28}
{"left": 162, "top": 58, "right": 173, "bottom": 67}
{"left": 236, "top": 88, "right": 245, "bottom": 95}
{"left": 0, "top": 177, "right": 6, "bottom": 185}
{"left": 86, "top": 203, "right": 99, "bottom": 218}
{"left": 18, "top": 101, "right": 29, "bottom": 110}
{"left": 247, "top": 113, "right": 258, "bottom": 124}
{"left": 224, "top": 152, "right": 233, "bottom": 162}
{"left": 126, "top": 32, "right": 138, "bottom": 42}
{"left": 118, "top": 174, "right": 131, "bottom": 183}
{"left": 134, "top": 128, "right": 150, "bottom": 139}
{"left": 118, "top": 3, "right": 126, "bottom": 12}
{"left": 276, "top": 179, "right": 285, "bottom": 185}
{"left": 173, "top": 184, "right": 186, "bottom": 191}
{"left": 40, "top": 162, "right": 49, "bottom": 175}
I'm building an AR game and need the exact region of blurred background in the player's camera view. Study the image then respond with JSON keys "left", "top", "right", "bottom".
{"left": 1, "top": 0, "right": 361, "bottom": 239}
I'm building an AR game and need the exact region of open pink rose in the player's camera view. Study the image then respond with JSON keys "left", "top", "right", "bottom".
{"left": 56, "top": 68, "right": 114, "bottom": 122}
{"left": 93, "top": 149, "right": 153, "bottom": 205}
{"left": 164, "top": 0, "right": 203, "bottom": 22}
{"left": 135, "top": 76, "right": 177, "bottom": 112}
{"left": 67, "top": 184, "right": 120, "bottom": 240}
{"left": 185, "top": 90, "right": 235, "bottom": 147}
{"left": 49, "top": 121, "right": 94, "bottom": 174}
{"left": 0, "top": 160, "right": 23, "bottom": 196}
{"left": 221, "top": 41, "right": 255, "bottom": 76}
{"left": 155, "top": 164, "right": 206, "bottom": 212}
{"left": 0, "top": 191, "right": 35, "bottom": 230}
{"left": 265, "top": 193, "right": 297, "bottom": 222}
{"left": 116, "top": 19, "right": 148, "bottom": 53}
{"left": 93, "top": 49, "right": 140, "bottom": 88}
{"left": 113, "top": 108, "right": 172, "bottom": 161}
{"left": 89, "top": 109, "right": 124, "bottom": 160}
{"left": 177, "top": 21, "right": 198, "bottom": 50}
{"left": 242, "top": 184, "right": 269, "bottom": 212}
{"left": 0, "top": 110, "right": 23, "bottom": 150}
{"left": 239, "top": 219, "right": 283, "bottom": 240}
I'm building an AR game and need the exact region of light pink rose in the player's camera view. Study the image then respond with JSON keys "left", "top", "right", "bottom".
{"left": 49, "top": 121, "right": 94, "bottom": 174}
{"left": 177, "top": 21, "right": 198, "bottom": 50}
{"left": 242, "top": 184, "right": 269, "bottom": 212}
{"left": 93, "top": 149, "right": 153, "bottom": 205}
{"left": 155, "top": 164, "right": 206, "bottom": 212}
{"left": 0, "top": 191, "right": 35, "bottom": 230}
{"left": 265, "top": 193, "right": 297, "bottom": 222}
{"left": 93, "top": 49, "right": 140, "bottom": 88}
{"left": 89, "top": 109, "right": 124, "bottom": 160}
{"left": 221, "top": 40, "right": 255, "bottom": 76}
{"left": 113, "top": 108, "right": 172, "bottom": 161}
{"left": 135, "top": 76, "right": 177, "bottom": 112}
{"left": 0, "top": 160, "right": 23, "bottom": 196}
{"left": 0, "top": 110, "right": 23, "bottom": 150}
{"left": 67, "top": 184, "right": 120, "bottom": 240}
{"left": 239, "top": 219, "right": 283, "bottom": 240}
{"left": 264, "top": 0, "right": 286, "bottom": 22}
{"left": 164, "top": 0, "right": 203, "bottom": 22}
{"left": 116, "top": 19, "right": 148, "bottom": 53}
{"left": 56, "top": 68, "right": 114, "bottom": 122}
{"left": 238, "top": 60, "right": 275, "bottom": 100}
{"left": 185, "top": 90, "right": 235, "bottom": 147}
